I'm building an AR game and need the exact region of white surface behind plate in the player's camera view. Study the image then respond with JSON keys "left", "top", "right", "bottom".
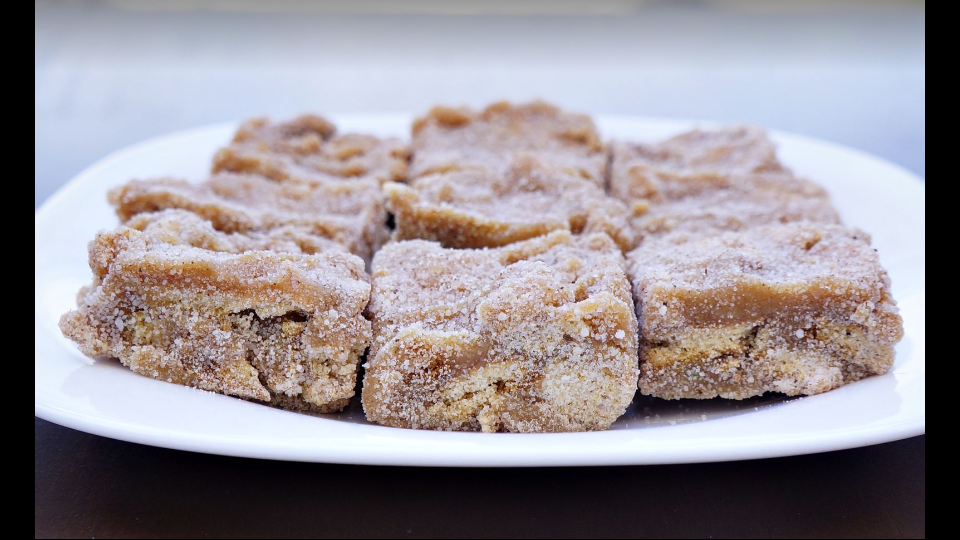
{"left": 34, "top": 115, "right": 925, "bottom": 466}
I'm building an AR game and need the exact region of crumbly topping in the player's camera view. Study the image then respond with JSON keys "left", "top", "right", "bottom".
{"left": 610, "top": 126, "right": 789, "bottom": 202}
{"left": 386, "top": 154, "right": 638, "bottom": 251}
{"left": 627, "top": 177, "right": 839, "bottom": 237}
{"left": 214, "top": 115, "right": 409, "bottom": 184}
{"left": 410, "top": 100, "right": 607, "bottom": 184}
{"left": 232, "top": 115, "right": 337, "bottom": 146}
{"left": 108, "top": 173, "right": 388, "bottom": 263}
{"left": 127, "top": 209, "right": 349, "bottom": 256}
{"left": 611, "top": 126, "right": 839, "bottom": 243}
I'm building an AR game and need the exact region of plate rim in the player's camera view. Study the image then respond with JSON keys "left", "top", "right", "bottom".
{"left": 34, "top": 397, "right": 924, "bottom": 467}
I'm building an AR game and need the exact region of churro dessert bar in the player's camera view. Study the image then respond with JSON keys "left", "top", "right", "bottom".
{"left": 628, "top": 223, "right": 903, "bottom": 400}
{"left": 213, "top": 115, "right": 409, "bottom": 184}
{"left": 610, "top": 126, "right": 790, "bottom": 202}
{"left": 611, "top": 126, "right": 839, "bottom": 241}
{"left": 109, "top": 173, "right": 388, "bottom": 263}
{"left": 410, "top": 100, "right": 607, "bottom": 184}
{"left": 59, "top": 224, "right": 372, "bottom": 412}
{"left": 362, "top": 231, "right": 639, "bottom": 432}
{"left": 385, "top": 155, "right": 638, "bottom": 251}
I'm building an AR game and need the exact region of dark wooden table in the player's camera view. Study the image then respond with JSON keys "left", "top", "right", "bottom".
{"left": 35, "top": 418, "right": 924, "bottom": 538}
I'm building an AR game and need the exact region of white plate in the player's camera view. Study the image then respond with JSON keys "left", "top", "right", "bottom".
{"left": 35, "top": 114, "right": 925, "bottom": 467}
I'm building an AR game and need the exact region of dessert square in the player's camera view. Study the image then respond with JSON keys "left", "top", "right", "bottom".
{"left": 212, "top": 115, "right": 409, "bottom": 184}
{"left": 610, "top": 126, "right": 790, "bottom": 202}
{"left": 627, "top": 223, "right": 903, "bottom": 400}
{"left": 362, "top": 231, "right": 639, "bottom": 432}
{"left": 611, "top": 126, "right": 839, "bottom": 241}
{"left": 385, "top": 155, "right": 638, "bottom": 251}
{"left": 410, "top": 100, "right": 607, "bottom": 184}
{"left": 59, "top": 224, "right": 372, "bottom": 412}
{"left": 108, "top": 173, "right": 388, "bottom": 263}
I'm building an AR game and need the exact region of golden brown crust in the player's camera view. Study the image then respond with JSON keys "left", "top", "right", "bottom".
{"left": 59, "top": 226, "right": 372, "bottom": 411}
{"left": 410, "top": 100, "right": 607, "bottom": 184}
{"left": 627, "top": 223, "right": 903, "bottom": 399}
{"left": 362, "top": 231, "right": 639, "bottom": 432}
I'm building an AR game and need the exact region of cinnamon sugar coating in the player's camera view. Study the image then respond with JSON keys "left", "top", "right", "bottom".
{"left": 362, "top": 231, "right": 639, "bottom": 432}
{"left": 626, "top": 176, "right": 839, "bottom": 238}
{"left": 611, "top": 126, "right": 839, "bottom": 240}
{"left": 410, "top": 100, "right": 607, "bottom": 184}
{"left": 386, "top": 155, "right": 638, "bottom": 251}
{"left": 59, "top": 225, "right": 372, "bottom": 412}
{"left": 628, "top": 223, "right": 903, "bottom": 399}
{"left": 126, "top": 209, "right": 349, "bottom": 256}
{"left": 610, "top": 126, "right": 789, "bottom": 202}
{"left": 108, "top": 173, "right": 388, "bottom": 263}
{"left": 213, "top": 115, "right": 409, "bottom": 184}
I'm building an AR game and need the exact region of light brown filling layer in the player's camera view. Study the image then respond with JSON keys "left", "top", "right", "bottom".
{"left": 640, "top": 279, "right": 885, "bottom": 338}
{"left": 640, "top": 317, "right": 898, "bottom": 399}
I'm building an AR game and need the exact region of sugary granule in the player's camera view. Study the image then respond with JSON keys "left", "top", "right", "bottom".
{"left": 59, "top": 225, "right": 372, "bottom": 412}
{"left": 386, "top": 154, "right": 638, "bottom": 251}
{"left": 213, "top": 115, "right": 409, "bottom": 184}
{"left": 108, "top": 173, "right": 388, "bottom": 263}
{"left": 627, "top": 222, "right": 904, "bottom": 400}
{"left": 362, "top": 230, "right": 639, "bottom": 432}
{"left": 410, "top": 100, "right": 607, "bottom": 185}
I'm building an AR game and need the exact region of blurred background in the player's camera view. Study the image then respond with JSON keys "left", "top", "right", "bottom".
{"left": 35, "top": 0, "right": 925, "bottom": 208}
